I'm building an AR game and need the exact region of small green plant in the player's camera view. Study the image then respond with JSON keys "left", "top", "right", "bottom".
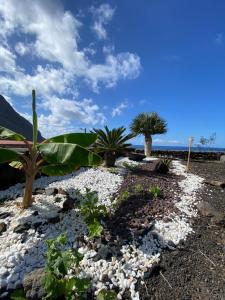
{"left": 122, "top": 161, "right": 138, "bottom": 171}
{"left": 134, "top": 183, "right": 143, "bottom": 193}
{"left": 80, "top": 189, "right": 107, "bottom": 238}
{"left": 161, "top": 158, "right": 172, "bottom": 168}
{"left": 108, "top": 167, "right": 120, "bottom": 174}
{"left": 43, "top": 234, "right": 90, "bottom": 300}
{"left": 149, "top": 185, "right": 163, "bottom": 199}
{"left": 118, "top": 190, "right": 130, "bottom": 202}
{"left": 10, "top": 289, "right": 26, "bottom": 300}
{"left": 97, "top": 289, "right": 117, "bottom": 300}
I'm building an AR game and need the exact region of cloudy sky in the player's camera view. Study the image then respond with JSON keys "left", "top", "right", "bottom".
{"left": 0, "top": 0, "right": 225, "bottom": 147}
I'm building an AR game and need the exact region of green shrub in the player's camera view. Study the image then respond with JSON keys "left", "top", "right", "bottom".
{"left": 79, "top": 189, "right": 107, "bottom": 238}
{"left": 134, "top": 183, "right": 143, "bottom": 193}
{"left": 149, "top": 185, "right": 164, "bottom": 199}
{"left": 43, "top": 234, "right": 90, "bottom": 300}
{"left": 118, "top": 190, "right": 130, "bottom": 202}
{"left": 97, "top": 289, "right": 117, "bottom": 300}
{"left": 122, "top": 161, "right": 138, "bottom": 171}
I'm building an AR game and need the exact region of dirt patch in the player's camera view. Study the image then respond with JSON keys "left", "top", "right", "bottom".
{"left": 134, "top": 161, "right": 225, "bottom": 300}
{"left": 105, "top": 162, "right": 182, "bottom": 243}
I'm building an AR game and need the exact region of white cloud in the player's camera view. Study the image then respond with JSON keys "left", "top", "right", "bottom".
{"left": 21, "top": 97, "right": 106, "bottom": 137}
{"left": 87, "top": 53, "right": 141, "bottom": 92}
{"left": 0, "top": 64, "right": 75, "bottom": 97}
{"left": 91, "top": 4, "right": 115, "bottom": 40}
{"left": 0, "top": 0, "right": 141, "bottom": 92}
{"left": 215, "top": 33, "right": 224, "bottom": 45}
{"left": 111, "top": 101, "right": 129, "bottom": 117}
{"left": 0, "top": 0, "right": 141, "bottom": 135}
{"left": 15, "top": 42, "right": 31, "bottom": 56}
{"left": 0, "top": 45, "right": 17, "bottom": 72}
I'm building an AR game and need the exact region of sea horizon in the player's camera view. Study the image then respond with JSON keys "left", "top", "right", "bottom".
{"left": 133, "top": 145, "right": 225, "bottom": 153}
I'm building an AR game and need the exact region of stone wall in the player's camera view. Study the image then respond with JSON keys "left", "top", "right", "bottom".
{"left": 135, "top": 149, "right": 224, "bottom": 161}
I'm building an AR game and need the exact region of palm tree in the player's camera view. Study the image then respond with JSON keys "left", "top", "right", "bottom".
{"left": 92, "top": 126, "right": 134, "bottom": 167}
{"left": 130, "top": 112, "right": 167, "bottom": 157}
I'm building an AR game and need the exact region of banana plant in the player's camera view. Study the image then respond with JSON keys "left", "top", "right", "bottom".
{"left": 0, "top": 90, "right": 102, "bottom": 208}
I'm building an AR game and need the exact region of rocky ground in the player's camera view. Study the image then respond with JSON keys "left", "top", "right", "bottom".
{"left": 0, "top": 158, "right": 221, "bottom": 299}
{"left": 135, "top": 160, "right": 225, "bottom": 300}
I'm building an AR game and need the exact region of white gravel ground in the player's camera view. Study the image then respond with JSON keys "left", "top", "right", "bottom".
{"left": 0, "top": 159, "right": 204, "bottom": 299}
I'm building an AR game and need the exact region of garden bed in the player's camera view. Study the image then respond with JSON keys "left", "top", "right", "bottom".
{"left": 0, "top": 158, "right": 205, "bottom": 299}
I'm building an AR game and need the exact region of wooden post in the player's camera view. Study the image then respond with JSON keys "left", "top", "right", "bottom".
{"left": 186, "top": 137, "right": 194, "bottom": 172}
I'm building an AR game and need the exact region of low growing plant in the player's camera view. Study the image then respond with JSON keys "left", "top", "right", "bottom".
{"left": 97, "top": 289, "right": 117, "bottom": 300}
{"left": 154, "top": 158, "right": 172, "bottom": 174}
{"left": 161, "top": 158, "right": 172, "bottom": 168}
{"left": 122, "top": 161, "right": 138, "bottom": 171}
{"left": 43, "top": 234, "right": 90, "bottom": 300}
{"left": 134, "top": 183, "right": 143, "bottom": 193}
{"left": 117, "top": 189, "right": 130, "bottom": 203}
{"left": 149, "top": 185, "right": 164, "bottom": 199}
{"left": 79, "top": 189, "right": 107, "bottom": 238}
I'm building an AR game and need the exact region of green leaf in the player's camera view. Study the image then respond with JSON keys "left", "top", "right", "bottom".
{"left": 10, "top": 289, "right": 26, "bottom": 300}
{"left": 97, "top": 289, "right": 117, "bottom": 300}
{"left": 73, "top": 277, "right": 90, "bottom": 295}
{"left": 0, "top": 126, "right": 25, "bottom": 141}
{"left": 40, "top": 163, "right": 78, "bottom": 176}
{"left": 88, "top": 219, "right": 103, "bottom": 238}
{"left": 0, "top": 147, "right": 21, "bottom": 163}
{"left": 46, "top": 133, "right": 97, "bottom": 147}
{"left": 9, "top": 160, "right": 23, "bottom": 169}
{"left": 38, "top": 143, "right": 101, "bottom": 166}
{"left": 32, "top": 90, "right": 38, "bottom": 146}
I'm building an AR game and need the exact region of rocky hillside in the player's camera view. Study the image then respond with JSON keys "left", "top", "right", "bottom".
{"left": 0, "top": 95, "right": 44, "bottom": 141}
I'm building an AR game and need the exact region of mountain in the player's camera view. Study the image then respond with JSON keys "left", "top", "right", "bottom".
{"left": 0, "top": 95, "right": 44, "bottom": 141}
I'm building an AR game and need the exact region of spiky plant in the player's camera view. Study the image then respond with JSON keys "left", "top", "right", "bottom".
{"left": 130, "top": 112, "right": 167, "bottom": 157}
{"left": 92, "top": 126, "right": 134, "bottom": 167}
{"left": 0, "top": 90, "right": 101, "bottom": 208}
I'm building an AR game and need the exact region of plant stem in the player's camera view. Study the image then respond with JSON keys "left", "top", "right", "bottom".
{"left": 23, "top": 172, "right": 36, "bottom": 208}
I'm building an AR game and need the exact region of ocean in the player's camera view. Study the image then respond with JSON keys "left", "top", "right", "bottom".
{"left": 133, "top": 145, "right": 225, "bottom": 153}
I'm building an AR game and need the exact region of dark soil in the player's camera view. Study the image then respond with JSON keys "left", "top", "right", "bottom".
{"left": 135, "top": 160, "right": 225, "bottom": 300}
{"left": 105, "top": 162, "right": 182, "bottom": 243}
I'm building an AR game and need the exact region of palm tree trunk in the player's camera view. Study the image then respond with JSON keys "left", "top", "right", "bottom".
{"left": 144, "top": 135, "right": 152, "bottom": 157}
{"left": 104, "top": 152, "right": 116, "bottom": 167}
{"left": 22, "top": 172, "right": 36, "bottom": 208}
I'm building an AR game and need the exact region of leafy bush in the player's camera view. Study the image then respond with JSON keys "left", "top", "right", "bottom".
{"left": 43, "top": 234, "right": 90, "bottom": 300}
{"left": 97, "top": 289, "right": 117, "bottom": 300}
{"left": 149, "top": 185, "right": 164, "bottom": 199}
{"left": 118, "top": 190, "right": 130, "bottom": 202}
{"left": 134, "top": 184, "right": 143, "bottom": 193}
{"left": 161, "top": 158, "right": 172, "bottom": 168}
{"left": 0, "top": 90, "right": 101, "bottom": 208}
{"left": 92, "top": 126, "right": 134, "bottom": 167}
{"left": 10, "top": 289, "right": 26, "bottom": 300}
{"left": 79, "top": 189, "right": 107, "bottom": 238}
{"left": 154, "top": 158, "right": 172, "bottom": 174}
{"left": 122, "top": 161, "right": 138, "bottom": 171}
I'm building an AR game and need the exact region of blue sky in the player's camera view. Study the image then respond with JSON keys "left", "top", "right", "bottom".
{"left": 0, "top": 0, "right": 225, "bottom": 147}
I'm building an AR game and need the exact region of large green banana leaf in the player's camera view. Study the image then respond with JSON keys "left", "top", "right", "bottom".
{"left": 0, "top": 147, "right": 21, "bottom": 163}
{"left": 0, "top": 126, "right": 25, "bottom": 141}
{"left": 38, "top": 143, "right": 102, "bottom": 166}
{"left": 40, "top": 164, "right": 79, "bottom": 176}
{"left": 46, "top": 133, "right": 97, "bottom": 147}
